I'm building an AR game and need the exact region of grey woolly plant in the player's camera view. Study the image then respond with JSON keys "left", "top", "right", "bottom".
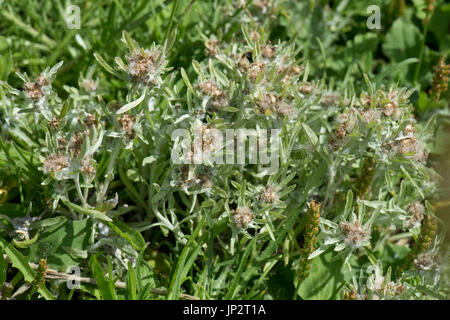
{"left": 0, "top": 0, "right": 448, "bottom": 301}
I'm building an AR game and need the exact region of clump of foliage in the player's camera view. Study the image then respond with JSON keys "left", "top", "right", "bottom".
{"left": 0, "top": 0, "right": 448, "bottom": 300}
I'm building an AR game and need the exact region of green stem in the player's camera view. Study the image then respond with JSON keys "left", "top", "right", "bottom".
{"left": 74, "top": 173, "right": 87, "bottom": 208}
{"left": 413, "top": 14, "right": 431, "bottom": 86}
{"left": 163, "top": 0, "right": 180, "bottom": 44}
{"left": 96, "top": 143, "right": 121, "bottom": 205}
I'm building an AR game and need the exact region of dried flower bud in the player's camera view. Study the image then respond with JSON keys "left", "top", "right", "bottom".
{"left": 118, "top": 114, "right": 136, "bottom": 139}
{"left": 247, "top": 61, "right": 265, "bottom": 82}
{"left": 339, "top": 220, "right": 370, "bottom": 248}
{"left": 84, "top": 114, "right": 98, "bottom": 127}
{"left": 43, "top": 153, "right": 70, "bottom": 174}
{"left": 48, "top": 117, "right": 59, "bottom": 130}
{"left": 256, "top": 92, "right": 280, "bottom": 116}
{"left": 232, "top": 207, "right": 255, "bottom": 229}
{"left": 205, "top": 39, "right": 220, "bottom": 57}
{"left": 81, "top": 156, "right": 96, "bottom": 176}
{"left": 403, "top": 202, "right": 425, "bottom": 229}
{"left": 261, "top": 42, "right": 276, "bottom": 59}
{"left": 69, "top": 132, "right": 84, "bottom": 157}
{"left": 360, "top": 109, "right": 381, "bottom": 123}
{"left": 24, "top": 74, "right": 49, "bottom": 101}
{"left": 414, "top": 252, "right": 437, "bottom": 270}
{"left": 320, "top": 92, "right": 340, "bottom": 107}
{"left": 81, "top": 79, "right": 98, "bottom": 92}
{"left": 259, "top": 185, "right": 278, "bottom": 204}
{"left": 126, "top": 47, "right": 166, "bottom": 86}
{"left": 382, "top": 101, "right": 397, "bottom": 117}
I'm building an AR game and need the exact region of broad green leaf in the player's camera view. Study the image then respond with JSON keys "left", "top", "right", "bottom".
{"left": 28, "top": 219, "right": 92, "bottom": 270}
{"left": 30, "top": 216, "right": 67, "bottom": 230}
{"left": 382, "top": 17, "right": 422, "bottom": 63}
{"left": 104, "top": 219, "right": 145, "bottom": 251}
{"left": 299, "top": 250, "right": 346, "bottom": 300}
{"left": 0, "top": 237, "right": 54, "bottom": 300}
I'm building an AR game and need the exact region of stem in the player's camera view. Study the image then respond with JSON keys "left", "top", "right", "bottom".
{"left": 96, "top": 143, "right": 121, "bottom": 205}
{"left": 74, "top": 173, "right": 88, "bottom": 208}
{"left": 162, "top": 0, "right": 180, "bottom": 44}
{"left": 413, "top": 12, "right": 431, "bottom": 85}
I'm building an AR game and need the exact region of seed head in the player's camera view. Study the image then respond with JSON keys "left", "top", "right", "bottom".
{"left": 48, "top": 117, "right": 59, "bottom": 130}
{"left": 259, "top": 185, "right": 278, "bottom": 204}
{"left": 248, "top": 61, "right": 265, "bottom": 82}
{"left": 205, "top": 39, "right": 220, "bottom": 57}
{"left": 84, "top": 114, "right": 97, "bottom": 127}
{"left": 404, "top": 201, "right": 425, "bottom": 229}
{"left": 69, "top": 132, "right": 84, "bottom": 157}
{"left": 360, "top": 109, "right": 381, "bottom": 123}
{"left": 81, "top": 79, "right": 98, "bottom": 92}
{"left": 429, "top": 57, "right": 449, "bottom": 101}
{"left": 300, "top": 82, "right": 313, "bottom": 95}
{"left": 320, "top": 92, "right": 340, "bottom": 107}
{"left": 118, "top": 114, "right": 136, "bottom": 139}
{"left": 414, "top": 252, "right": 437, "bottom": 271}
{"left": 261, "top": 42, "right": 276, "bottom": 59}
{"left": 339, "top": 220, "right": 371, "bottom": 248}
{"left": 81, "top": 156, "right": 96, "bottom": 176}
{"left": 382, "top": 101, "right": 397, "bottom": 117}
{"left": 256, "top": 92, "right": 280, "bottom": 115}
{"left": 232, "top": 207, "right": 255, "bottom": 229}
{"left": 198, "top": 80, "right": 228, "bottom": 108}
{"left": 43, "top": 153, "right": 70, "bottom": 174}
{"left": 126, "top": 47, "right": 165, "bottom": 85}
{"left": 24, "top": 74, "right": 49, "bottom": 101}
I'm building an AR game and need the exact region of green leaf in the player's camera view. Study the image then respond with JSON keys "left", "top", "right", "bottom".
{"left": 0, "top": 36, "right": 13, "bottom": 80}
{"left": 89, "top": 254, "right": 117, "bottom": 300}
{"left": 299, "top": 249, "right": 346, "bottom": 300}
{"left": 382, "top": 17, "right": 422, "bottom": 63}
{"left": 116, "top": 91, "right": 146, "bottom": 114}
{"left": 126, "top": 261, "right": 137, "bottom": 300}
{"left": 180, "top": 67, "right": 194, "bottom": 92}
{"left": 30, "top": 216, "right": 67, "bottom": 230}
{"left": 0, "top": 237, "right": 34, "bottom": 283}
{"left": 302, "top": 123, "right": 318, "bottom": 146}
{"left": 168, "top": 218, "right": 204, "bottom": 300}
{"left": 0, "top": 237, "right": 54, "bottom": 300}
{"left": 94, "top": 53, "right": 126, "bottom": 80}
{"left": 121, "top": 31, "right": 137, "bottom": 51}
{"left": 0, "top": 246, "right": 6, "bottom": 286}
{"left": 28, "top": 219, "right": 92, "bottom": 270}
{"left": 0, "top": 80, "right": 20, "bottom": 95}
{"left": 225, "top": 237, "right": 256, "bottom": 299}
{"left": 352, "top": 33, "right": 379, "bottom": 54}
{"left": 13, "top": 232, "right": 39, "bottom": 248}
{"left": 103, "top": 219, "right": 145, "bottom": 251}
{"left": 377, "top": 243, "right": 411, "bottom": 272}
{"left": 343, "top": 190, "right": 353, "bottom": 220}
{"left": 61, "top": 198, "right": 112, "bottom": 222}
